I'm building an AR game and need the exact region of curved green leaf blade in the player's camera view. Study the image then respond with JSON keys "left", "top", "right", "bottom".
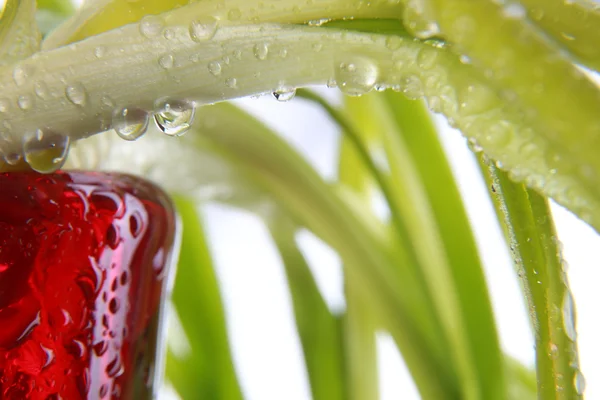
{"left": 479, "top": 156, "right": 583, "bottom": 400}
{"left": 269, "top": 217, "right": 346, "bottom": 400}
{"left": 166, "top": 196, "right": 243, "bottom": 400}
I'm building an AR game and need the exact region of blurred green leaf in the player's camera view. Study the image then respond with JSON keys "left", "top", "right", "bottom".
{"left": 479, "top": 156, "right": 582, "bottom": 400}
{"left": 167, "top": 196, "right": 243, "bottom": 400}
{"left": 269, "top": 216, "right": 346, "bottom": 400}
{"left": 382, "top": 92, "right": 505, "bottom": 400}
{"left": 0, "top": 0, "right": 40, "bottom": 64}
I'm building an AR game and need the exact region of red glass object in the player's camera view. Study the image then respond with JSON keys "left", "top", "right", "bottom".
{"left": 0, "top": 171, "right": 178, "bottom": 399}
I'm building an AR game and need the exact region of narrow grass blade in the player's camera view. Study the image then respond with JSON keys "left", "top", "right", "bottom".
{"left": 166, "top": 196, "right": 243, "bottom": 400}
{"left": 269, "top": 216, "right": 346, "bottom": 400}
{"left": 479, "top": 156, "right": 583, "bottom": 400}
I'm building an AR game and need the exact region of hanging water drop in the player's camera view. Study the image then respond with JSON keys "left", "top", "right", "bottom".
{"left": 112, "top": 108, "right": 149, "bottom": 141}
{"left": 65, "top": 83, "right": 87, "bottom": 106}
{"left": 189, "top": 16, "right": 218, "bottom": 41}
{"left": 334, "top": 57, "right": 379, "bottom": 96}
{"left": 153, "top": 99, "right": 196, "bottom": 136}
{"left": 22, "top": 129, "right": 70, "bottom": 173}
{"left": 272, "top": 87, "right": 297, "bottom": 102}
{"left": 139, "top": 15, "right": 165, "bottom": 38}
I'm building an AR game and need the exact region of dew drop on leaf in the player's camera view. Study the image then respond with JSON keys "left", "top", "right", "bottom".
{"left": 22, "top": 129, "right": 70, "bottom": 173}
{"left": 113, "top": 108, "right": 149, "bottom": 141}
{"left": 65, "top": 83, "right": 87, "bottom": 106}
{"left": 153, "top": 99, "right": 195, "bottom": 137}
{"left": 189, "top": 16, "right": 218, "bottom": 41}
{"left": 17, "top": 95, "right": 33, "bottom": 110}
{"left": 253, "top": 43, "right": 269, "bottom": 60}
{"left": 562, "top": 289, "right": 577, "bottom": 341}
{"left": 139, "top": 15, "right": 165, "bottom": 38}
{"left": 334, "top": 57, "right": 379, "bottom": 96}
{"left": 158, "top": 54, "right": 174, "bottom": 69}
{"left": 208, "top": 61, "right": 222, "bottom": 76}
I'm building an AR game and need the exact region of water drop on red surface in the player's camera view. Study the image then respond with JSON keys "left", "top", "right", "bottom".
{"left": 0, "top": 171, "right": 177, "bottom": 399}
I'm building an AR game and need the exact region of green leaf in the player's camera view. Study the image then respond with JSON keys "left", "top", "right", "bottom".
{"left": 479, "top": 155, "right": 582, "bottom": 400}
{"left": 520, "top": 0, "right": 600, "bottom": 72}
{"left": 430, "top": 0, "right": 600, "bottom": 226}
{"left": 381, "top": 92, "right": 504, "bottom": 400}
{"left": 166, "top": 196, "right": 243, "bottom": 400}
{"left": 269, "top": 216, "right": 346, "bottom": 400}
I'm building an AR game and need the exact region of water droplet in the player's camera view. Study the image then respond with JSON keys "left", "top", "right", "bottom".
{"left": 279, "top": 48, "right": 288, "bottom": 58}
{"left": 153, "top": 99, "right": 195, "bottom": 136}
{"left": 228, "top": 8, "right": 242, "bottom": 21}
{"left": 400, "top": 75, "right": 423, "bottom": 100}
{"left": 65, "top": 83, "right": 87, "bottom": 106}
{"left": 225, "top": 78, "right": 237, "bottom": 89}
{"left": 208, "top": 61, "right": 222, "bottom": 76}
{"left": 159, "top": 54, "right": 174, "bottom": 69}
{"left": 163, "top": 28, "right": 176, "bottom": 41}
{"left": 34, "top": 81, "right": 49, "bottom": 98}
{"left": 417, "top": 47, "right": 438, "bottom": 70}
{"left": 99, "top": 384, "right": 109, "bottom": 398}
{"left": 253, "top": 43, "right": 269, "bottom": 60}
{"left": 574, "top": 370, "right": 586, "bottom": 395}
{"left": 94, "top": 46, "right": 106, "bottom": 58}
{"left": 272, "top": 87, "right": 296, "bottom": 102}
{"left": 40, "top": 344, "right": 55, "bottom": 368}
{"left": 106, "top": 355, "right": 124, "bottom": 378}
{"left": 312, "top": 43, "right": 323, "bottom": 52}
{"left": 233, "top": 49, "right": 243, "bottom": 60}
{"left": 17, "top": 95, "right": 33, "bottom": 110}
{"left": 13, "top": 65, "right": 30, "bottom": 87}
{"left": 112, "top": 107, "right": 149, "bottom": 141}
{"left": 189, "top": 16, "right": 218, "bottom": 41}
{"left": 139, "top": 15, "right": 164, "bottom": 38}
{"left": 385, "top": 36, "right": 404, "bottom": 50}
{"left": 334, "top": 57, "right": 379, "bottom": 96}
{"left": 403, "top": 2, "right": 440, "bottom": 39}
{"left": 23, "top": 129, "right": 70, "bottom": 173}
{"left": 93, "top": 340, "right": 108, "bottom": 356}
{"left": 108, "top": 298, "right": 120, "bottom": 314}
{"left": 562, "top": 290, "right": 577, "bottom": 341}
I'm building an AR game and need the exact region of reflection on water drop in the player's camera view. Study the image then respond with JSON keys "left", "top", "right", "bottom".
{"left": 113, "top": 107, "right": 149, "bottom": 141}
{"left": 23, "top": 129, "right": 70, "bottom": 173}
{"left": 574, "top": 370, "right": 586, "bottom": 395}
{"left": 153, "top": 99, "right": 195, "bottom": 136}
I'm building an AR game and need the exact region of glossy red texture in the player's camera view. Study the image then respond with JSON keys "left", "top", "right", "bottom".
{"left": 0, "top": 171, "right": 177, "bottom": 400}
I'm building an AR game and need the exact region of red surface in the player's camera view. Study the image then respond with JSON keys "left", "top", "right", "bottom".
{"left": 0, "top": 171, "right": 177, "bottom": 399}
